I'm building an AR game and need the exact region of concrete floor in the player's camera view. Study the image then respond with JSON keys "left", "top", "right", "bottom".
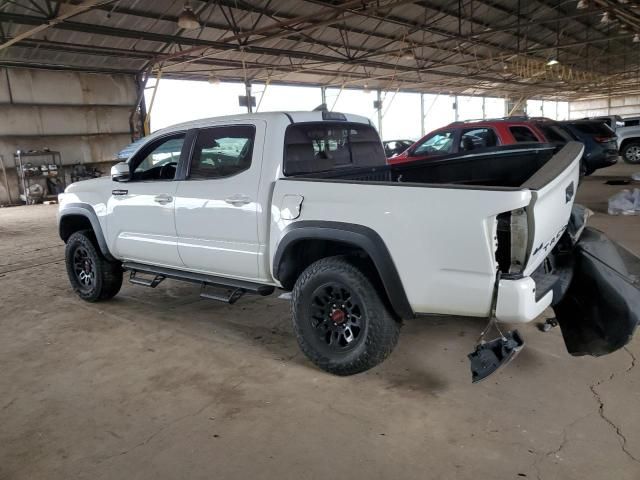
{"left": 2, "top": 163, "right": 640, "bottom": 480}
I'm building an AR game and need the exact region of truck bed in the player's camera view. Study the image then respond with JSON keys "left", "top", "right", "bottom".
{"left": 288, "top": 143, "right": 558, "bottom": 188}
{"left": 272, "top": 142, "right": 583, "bottom": 319}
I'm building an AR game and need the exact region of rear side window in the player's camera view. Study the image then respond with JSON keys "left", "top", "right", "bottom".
{"left": 459, "top": 127, "right": 498, "bottom": 151}
{"left": 509, "top": 126, "right": 538, "bottom": 142}
{"left": 538, "top": 125, "right": 573, "bottom": 143}
{"left": 284, "top": 122, "right": 385, "bottom": 176}
{"left": 624, "top": 119, "right": 640, "bottom": 127}
{"left": 189, "top": 125, "right": 255, "bottom": 179}
{"left": 572, "top": 122, "right": 615, "bottom": 137}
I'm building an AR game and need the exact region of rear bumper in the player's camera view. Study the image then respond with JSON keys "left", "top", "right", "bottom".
{"left": 494, "top": 276, "right": 552, "bottom": 323}
{"left": 585, "top": 151, "right": 618, "bottom": 170}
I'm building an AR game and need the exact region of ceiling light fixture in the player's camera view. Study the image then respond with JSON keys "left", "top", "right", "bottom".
{"left": 600, "top": 11, "right": 611, "bottom": 24}
{"left": 576, "top": 0, "right": 588, "bottom": 9}
{"left": 634, "top": 33, "right": 640, "bottom": 43}
{"left": 363, "top": 82, "right": 371, "bottom": 93}
{"left": 401, "top": 48, "right": 415, "bottom": 60}
{"left": 178, "top": 2, "right": 201, "bottom": 30}
{"left": 546, "top": 58, "right": 560, "bottom": 66}
{"left": 208, "top": 74, "right": 220, "bottom": 85}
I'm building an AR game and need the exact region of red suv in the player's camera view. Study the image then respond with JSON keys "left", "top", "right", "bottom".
{"left": 389, "top": 118, "right": 573, "bottom": 165}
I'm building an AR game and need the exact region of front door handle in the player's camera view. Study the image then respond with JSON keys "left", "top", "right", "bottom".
{"left": 154, "top": 194, "right": 173, "bottom": 205}
{"left": 225, "top": 194, "right": 251, "bottom": 206}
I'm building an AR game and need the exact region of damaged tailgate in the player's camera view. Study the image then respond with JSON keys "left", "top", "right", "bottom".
{"left": 554, "top": 227, "right": 640, "bottom": 356}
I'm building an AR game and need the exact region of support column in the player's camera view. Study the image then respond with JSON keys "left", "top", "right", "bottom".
{"left": 453, "top": 95, "right": 459, "bottom": 121}
{"left": 376, "top": 89, "right": 383, "bottom": 138}
{"left": 320, "top": 86, "right": 327, "bottom": 109}
{"left": 506, "top": 97, "right": 526, "bottom": 117}
{"left": 420, "top": 93, "right": 425, "bottom": 136}
{"left": 482, "top": 96, "right": 486, "bottom": 120}
{"left": 245, "top": 81, "right": 253, "bottom": 113}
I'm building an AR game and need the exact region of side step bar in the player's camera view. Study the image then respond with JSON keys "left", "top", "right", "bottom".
{"left": 122, "top": 262, "right": 274, "bottom": 303}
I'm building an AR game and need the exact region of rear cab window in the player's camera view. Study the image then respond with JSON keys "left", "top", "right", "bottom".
{"left": 509, "top": 126, "right": 539, "bottom": 143}
{"left": 283, "top": 122, "right": 385, "bottom": 176}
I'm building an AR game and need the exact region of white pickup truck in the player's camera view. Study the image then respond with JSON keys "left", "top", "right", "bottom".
{"left": 58, "top": 111, "right": 640, "bottom": 378}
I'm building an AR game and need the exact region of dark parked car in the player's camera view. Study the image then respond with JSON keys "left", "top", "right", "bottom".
{"left": 383, "top": 139, "right": 414, "bottom": 158}
{"left": 560, "top": 120, "right": 618, "bottom": 175}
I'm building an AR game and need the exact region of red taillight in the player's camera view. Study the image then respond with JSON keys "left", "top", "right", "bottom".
{"left": 594, "top": 136, "right": 615, "bottom": 143}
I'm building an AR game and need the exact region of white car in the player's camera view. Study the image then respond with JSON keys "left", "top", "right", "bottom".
{"left": 616, "top": 125, "right": 640, "bottom": 163}
{"left": 58, "top": 111, "right": 639, "bottom": 378}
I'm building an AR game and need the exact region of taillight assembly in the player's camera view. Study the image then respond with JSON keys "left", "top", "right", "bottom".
{"left": 594, "top": 136, "right": 615, "bottom": 143}
{"left": 495, "top": 208, "right": 528, "bottom": 276}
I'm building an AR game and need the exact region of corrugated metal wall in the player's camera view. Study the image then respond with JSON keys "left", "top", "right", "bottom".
{"left": 0, "top": 67, "right": 137, "bottom": 205}
{"left": 569, "top": 95, "right": 640, "bottom": 119}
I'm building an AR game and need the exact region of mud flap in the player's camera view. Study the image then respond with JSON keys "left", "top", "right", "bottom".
{"left": 553, "top": 227, "right": 640, "bottom": 356}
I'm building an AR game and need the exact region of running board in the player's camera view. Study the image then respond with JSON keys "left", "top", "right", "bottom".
{"left": 122, "top": 262, "right": 275, "bottom": 299}
{"left": 200, "top": 285, "right": 246, "bottom": 304}
{"left": 129, "top": 270, "right": 165, "bottom": 288}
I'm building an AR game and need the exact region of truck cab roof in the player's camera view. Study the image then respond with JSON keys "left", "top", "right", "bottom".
{"left": 157, "top": 111, "right": 373, "bottom": 134}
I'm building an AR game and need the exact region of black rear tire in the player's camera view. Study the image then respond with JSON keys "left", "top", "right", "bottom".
{"left": 291, "top": 256, "right": 401, "bottom": 376}
{"left": 65, "top": 230, "right": 122, "bottom": 302}
{"left": 622, "top": 142, "right": 640, "bottom": 164}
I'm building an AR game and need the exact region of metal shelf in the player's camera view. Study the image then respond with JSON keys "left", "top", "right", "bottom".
{"left": 13, "top": 150, "right": 66, "bottom": 205}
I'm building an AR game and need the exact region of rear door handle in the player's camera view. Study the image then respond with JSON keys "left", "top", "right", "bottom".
{"left": 225, "top": 194, "right": 251, "bottom": 206}
{"left": 153, "top": 194, "right": 173, "bottom": 205}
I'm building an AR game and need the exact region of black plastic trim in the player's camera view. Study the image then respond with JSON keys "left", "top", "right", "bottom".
{"left": 58, "top": 203, "right": 115, "bottom": 261}
{"left": 283, "top": 112, "right": 294, "bottom": 124}
{"left": 123, "top": 261, "right": 275, "bottom": 295}
{"left": 273, "top": 221, "right": 414, "bottom": 319}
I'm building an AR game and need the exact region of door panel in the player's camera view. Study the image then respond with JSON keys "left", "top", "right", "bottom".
{"left": 106, "top": 133, "right": 187, "bottom": 267}
{"left": 174, "top": 122, "right": 265, "bottom": 281}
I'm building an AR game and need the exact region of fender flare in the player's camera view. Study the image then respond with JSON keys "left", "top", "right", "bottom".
{"left": 58, "top": 203, "right": 115, "bottom": 261}
{"left": 273, "top": 221, "right": 414, "bottom": 319}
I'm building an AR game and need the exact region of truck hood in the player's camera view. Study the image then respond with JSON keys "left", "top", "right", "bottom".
{"left": 64, "top": 176, "right": 111, "bottom": 193}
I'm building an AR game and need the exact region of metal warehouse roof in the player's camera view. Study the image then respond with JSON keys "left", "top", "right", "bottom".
{"left": 1, "top": 0, "right": 639, "bottom": 100}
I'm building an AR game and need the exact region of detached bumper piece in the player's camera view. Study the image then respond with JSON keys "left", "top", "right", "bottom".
{"left": 468, "top": 330, "right": 524, "bottom": 383}
{"left": 553, "top": 227, "right": 640, "bottom": 356}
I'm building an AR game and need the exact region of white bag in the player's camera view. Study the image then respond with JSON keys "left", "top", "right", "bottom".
{"left": 608, "top": 189, "right": 640, "bottom": 215}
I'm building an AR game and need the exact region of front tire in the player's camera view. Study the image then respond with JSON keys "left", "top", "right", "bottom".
{"left": 291, "top": 257, "right": 401, "bottom": 376}
{"left": 65, "top": 230, "right": 123, "bottom": 302}
{"left": 622, "top": 142, "right": 640, "bottom": 164}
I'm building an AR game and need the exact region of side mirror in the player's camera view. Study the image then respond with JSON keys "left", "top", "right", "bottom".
{"left": 111, "top": 162, "right": 130, "bottom": 182}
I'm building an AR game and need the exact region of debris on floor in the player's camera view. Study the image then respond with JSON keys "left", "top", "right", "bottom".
{"left": 538, "top": 317, "right": 559, "bottom": 332}
{"left": 608, "top": 188, "right": 640, "bottom": 215}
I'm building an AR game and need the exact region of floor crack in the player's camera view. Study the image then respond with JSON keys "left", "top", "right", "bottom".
{"left": 589, "top": 347, "right": 640, "bottom": 465}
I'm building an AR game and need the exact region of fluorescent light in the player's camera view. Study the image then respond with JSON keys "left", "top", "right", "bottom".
{"left": 401, "top": 49, "right": 415, "bottom": 60}
{"left": 546, "top": 58, "right": 560, "bottom": 66}
{"left": 634, "top": 33, "right": 640, "bottom": 43}
{"left": 178, "top": 3, "right": 200, "bottom": 30}
{"left": 601, "top": 11, "right": 611, "bottom": 24}
{"left": 576, "top": 0, "right": 588, "bottom": 8}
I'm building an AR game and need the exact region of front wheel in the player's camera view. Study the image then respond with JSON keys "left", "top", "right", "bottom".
{"left": 291, "top": 257, "right": 401, "bottom": 376}
{"left": 622, "top": 142, "right": 640, "bottom": 164}
{"left": 65, "top": 230, "right": 123, "bottom": 302}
